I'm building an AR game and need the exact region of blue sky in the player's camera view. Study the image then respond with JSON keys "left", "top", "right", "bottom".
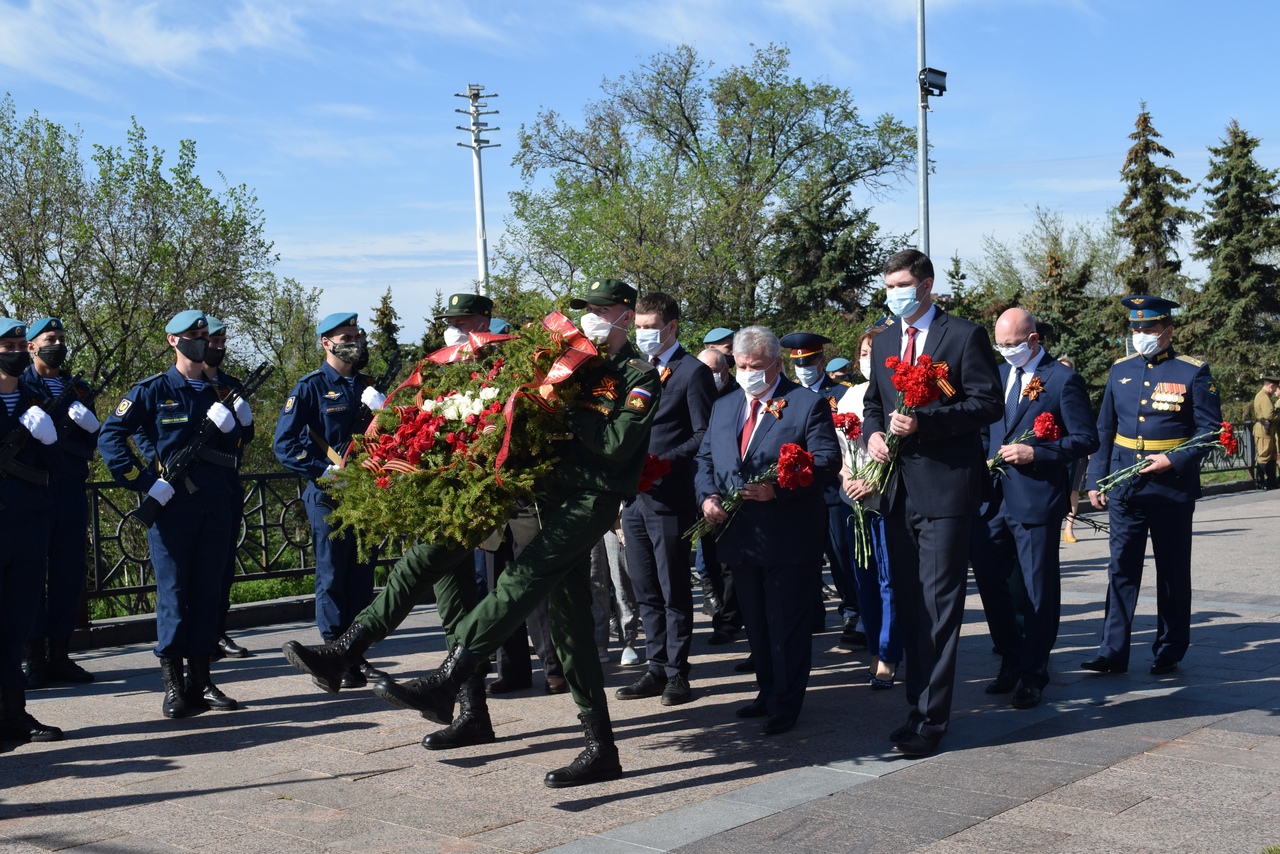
{"left": 2, "top": 0, "right": 1276, "bottom": 340}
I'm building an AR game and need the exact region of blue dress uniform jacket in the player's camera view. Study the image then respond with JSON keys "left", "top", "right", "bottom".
{"left": 21, "top": 367, "right": 98, "bottom": 643}
{"left": 272, "top": 361, "right": 379, "bottom": 640}
{"left": 97, "top": 366, "right": 242, "bottom": 659}
{"left": 0, "top": 379, "right": 54, "bottom": 689}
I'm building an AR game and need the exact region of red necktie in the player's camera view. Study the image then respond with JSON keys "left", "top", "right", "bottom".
{"left": 739, "top": 398, "right": 760, "bottom": 458}
{"left": 904, "top": 326, "right": 918, "bottom": 366}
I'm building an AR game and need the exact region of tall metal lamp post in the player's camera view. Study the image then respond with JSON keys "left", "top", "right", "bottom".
{"left": 455, "top": 84, "right": 500, "bottom": 296}
{"left": 916, "top": 0, "right": 946, "bottom": 257}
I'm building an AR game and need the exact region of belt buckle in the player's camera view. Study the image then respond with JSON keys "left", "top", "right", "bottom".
{"left": 1134, "top": 437, "right": 1145, "bottom": 451}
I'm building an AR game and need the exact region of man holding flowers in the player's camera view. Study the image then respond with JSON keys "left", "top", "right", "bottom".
{"left": 863, "top": 249, "right": 1002, "bottom": 757}
{"left": 1083, "top": 295, "right": 1222, "bottom": 677}
{"left": 970, "top": 308, "right": 1098, "bottom": 710}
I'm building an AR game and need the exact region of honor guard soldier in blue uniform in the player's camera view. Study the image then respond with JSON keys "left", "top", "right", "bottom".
{"left": 98, "top": 310, "right": 248, "bottom": 718}
{"left": 0, "top": 318, "right": 64, "bottom": 744}
{"left": 273, "top": 312, "right": 388, "bottom": 688}
{"left": 780, "top": 331, "right": 857, "bottom": 641}
{"left": 1083, "top": 295, "right": 1222, "bottom": 676}
{"left": 203, "top": 317, "right": 255, "bottom": 660}
{"left": 22, "top": 317, "right": 100, "bottom": 688}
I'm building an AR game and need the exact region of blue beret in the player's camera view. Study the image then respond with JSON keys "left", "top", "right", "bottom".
{"left": 1121, "top": 294, "right": 1179, "bottom": 326}
{"left": 826, "top": 357, "right": 851, "bottom": 373}
{"left": 28, "top": 317, "right": 62, "bottom": 338}
{"left": 489, "top": 317, "right": 512, "bottom": 334}
{"left": 165, "top": 310, "right": 207, "bottom": 335}
{"left": 0, "top": 318, "right": 26, "bottom": 339}
{"left": 703, "top": 327, "right": 734, "bottom": 344}
{"left": 206, "top": 316, "right": 226, "bottom": 335}
{"left": 317, "top": 312, "right": 359, "bottom": 336}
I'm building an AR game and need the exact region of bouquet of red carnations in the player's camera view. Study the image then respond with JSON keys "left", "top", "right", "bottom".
{"left": 685, "top": 442, "right": 815, "bottom": 543}
{"left": 1096, "top": 421, "right": 1238, "bottom": 496}
{"left": 854, "top": 355, "right": 952, "bottom": 493}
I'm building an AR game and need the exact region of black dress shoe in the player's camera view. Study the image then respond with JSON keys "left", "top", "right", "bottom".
{"left": 1011, "top": 680, "right": 1042, "bottom": 709}
{"left": 893, "top": 733, "right": 937, "bottom": 757}
{"left": 217, "top": 636, "right": 251, "bottom": 659}
{"left": 340, "top": 667, "right": 367, "bottom": 690}
{"left": 707, "top": 627, "right": 739, "bottom": 645}
{"left": 545, "top": 676, "right": 569, "bottom": 695}
{"left": 761, "top": 715, "right": 794, "bottom": 736}
{"left": 733, "top": 657, "right": 755, "bottom": 673}
{"left": 487, "top": 677, "right": 532, "bottom": 695}
{"left": 736, "top": 698, "right": 768, "bottom": 718}
{"left": 985, "top": 668, "right": 1019, "bottom": 695}
{"left": 888, "top": 722, "right": 912, "bottom": 743}
{"left": 1150, "top": 657, "right": 1179, "bottom": 675}
{"left": 615, "top": 671, "right": 666, "bottom": 700}
{"left": 1080, "top": 655, "right": 1127, "bottom": 674}
{"left": 356, "top": 659, "right": 387, "bottom": 681}
{"left": 838, "top": 628, "right": 868, "bottom": 649}
{"left": 660, "top": 675, "right": 692, "bottom": 706}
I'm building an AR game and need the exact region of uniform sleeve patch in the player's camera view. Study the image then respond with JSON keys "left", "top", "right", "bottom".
{"left": 1208, "top": 381, "right": 1218, "bottom": 395}
{"left": 113, "top": 398, "right": 132, "bottom": 418}
{"left": 285, "top": 396, "right": 296, "bottom": 413}
{"left": 626, "top": 387, "right": 653, "bottom": 412}
{"left": 122, "top": 465, "right": 139, "bottom": 481}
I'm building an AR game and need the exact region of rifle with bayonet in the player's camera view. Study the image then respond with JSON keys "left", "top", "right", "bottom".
{"left": 130, "top": 362, "right": 273, "bottom": 528}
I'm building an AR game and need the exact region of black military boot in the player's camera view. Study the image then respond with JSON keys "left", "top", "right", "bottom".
{"left": 1267, "top": 462, "right": 1279, "bottom": 491}
{"left": 159, "top": 656, "right": 188, "bottom": 719}
{"left": 281, "top": 622, "right": 376, "bottom": 694}
{"left": 185, "top": 657, "right": 238, "bottom": 711}
{"left": 544, "top": 710, "right": 623, "bottom": 788}
{"left": 373, "top": 643, "right": 477, "bottom": 725}
{"left": 47, "top": 638, "right": 94, "bottom": 684}
{"left": 0, "top": 686, "right": 63, "bottom": 743}
{"left": 22, "top": 639, "right": 48, "bottom": 690}
{"left": 422, "top": 675, "right": 496, "bottom": 750}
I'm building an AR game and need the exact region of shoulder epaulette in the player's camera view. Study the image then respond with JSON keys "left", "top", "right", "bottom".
{"left": 627, "top": 357, "right": 657, "bottom": 374}
{"left": 135, "top": 372, "right": 167, "bottom": 387}
{"left": 299, "top": 369, "right": 324, "bottom": 382}
{"left": 1114, "top": 353, "right": 1142, "bottom": 365}
{"left": 1176, "top": 354, "right": 1205, "bottom": 367}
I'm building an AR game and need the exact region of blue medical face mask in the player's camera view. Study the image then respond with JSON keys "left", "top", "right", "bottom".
{"left": 886, "top": 284, "right": 921, "bottom": 317}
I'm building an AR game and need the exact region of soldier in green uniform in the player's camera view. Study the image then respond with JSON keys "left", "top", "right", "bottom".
{"left": 283, "top": 281, "right": 661, "bottom": 788}
{"left": 1252, "top": 372, "right": 1278, "bottom": 489}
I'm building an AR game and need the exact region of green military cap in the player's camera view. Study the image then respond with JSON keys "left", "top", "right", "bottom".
{"left": 27, "top": 317, "right": 62, "bottom": 338}
{"left": 1262, "top": 368, "right": 1280, "bottom": 383}
{"left": 165, "top": 310, "right": 207, "bottom": 335}
{"left": 570, "top": 278, "right": 637, "bottom": 309}
{"left": 440, "top": 293, "right": 494, "bottom": 319}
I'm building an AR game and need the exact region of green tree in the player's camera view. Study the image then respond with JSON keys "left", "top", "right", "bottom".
{"left": 1114, "top": 103, "right": 1196, "bottom": 297}
{"left": 1185, "top": 119, "right": 1280, "bottom": 407}
{"left": 367, "top": 285, "right": 403, "bottom": 377}
{"left": 495, "top": 44, "right": 915, "bottom": 330}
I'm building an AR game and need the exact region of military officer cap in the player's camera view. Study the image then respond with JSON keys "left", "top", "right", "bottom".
{"left": 206, "top": 316, "right": 226, "bottom": 336}
{"left": 0, "top": 318, "right": 27, "bottom": 339}
{"left": 316, "top": 312, "right": 359, "bottom": 336}
{"left": 165, "top": 310, "right": 208, "bottom": 335}
{"left": 489, "top": 317, "right": 512, "bottom": 334}
{"left": 1262, "top": 368, "right": 1280, "bottom": 384}
{"left": 704, "top": 327, "right": 734, "bottom": 345}
{"left": 1121, "top": 294, "right": 1179, "bottom": 329}
{"left": 779, "top": 331, "right": 831, "bottom": 367}
{"left": 827, "top": 357, "right": 851, "bottom": 374}
{"left": 569, "top": 278, "right": 637, "bottom": 309}
{"left": 441, "top": 293, "right": 494, "bottom": 319}
{"left": 27, "top": 317, "right": 62, "bottom": 339}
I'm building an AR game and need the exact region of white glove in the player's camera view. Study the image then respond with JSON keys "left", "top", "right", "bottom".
{"left": 206, "top": 402, "right": 235, "bottom": 433}
{"left": 361, "top": 386, "right": 387, "bottom": 410}
{"left": 319, "top": 464, "right": 341, "bottom": 482}
{"left": 233, "top": 397, "right": 253, "bottom": 426}
{"left": 147, "top": 478, "right": 175, "bottom": 506}
{"left": 19, "top": 406, "right": 57, "bottom": 445}
{"left": 67, "top": 401, "right": 101, "bottom": 433}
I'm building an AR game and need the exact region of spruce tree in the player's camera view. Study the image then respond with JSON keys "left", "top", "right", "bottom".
{"left": 1186, "top": 120, "right": 1280, "bottom": 405}
{"left": 367, "top": 286, "right": 402, "bottom": 377}
{"left": 1114, "top": 103, "right": 1195, "bottom": 297}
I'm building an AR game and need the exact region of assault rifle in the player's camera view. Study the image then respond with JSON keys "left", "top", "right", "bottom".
{"left": 130, "top": 362, "right": 273, "bottom": 528}
{"left": 47, "top": 365, "right": 118, "bottom": 438}
{"left": 0, "top": 369, "right": 86, "bottom": 487}
{"left": 361, "top": 350, "right": 402, "bottom": 423}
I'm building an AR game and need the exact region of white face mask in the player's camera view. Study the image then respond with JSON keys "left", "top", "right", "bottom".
{"left": 443, "top": 326, "right": 468, "bottom": 347}
{"left": 580, "top": 312, "right": 617, "bottom": 344}
{"left": 740, "top": 367, "right": 772, "bottom": 397}
{"left": 795, "top": 365, "right": 822, "bottom": 387}
{"left": 996, "top": 340, "right": 1035, "bottom": 369}
{"left": 713, "top": 373, "right": 726, "bottom": 391}
{"left": 1132, "top": 331, "right": 1163, "bottom": 357}
{"left": 635, "top": 325, "right": 667, "bottom": 357}
{"left": 886, "top": 284, "right": 921, "bottom": 317}
{"left": 858, "top": 356, "right": 872, "bottom": 379}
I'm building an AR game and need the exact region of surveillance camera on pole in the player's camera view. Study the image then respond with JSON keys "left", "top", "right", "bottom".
{"left": 916, "top": 0, "right": 946, "bottom": 257}
{"left": 455, "top": 84, "right": 500, "bottom": 296}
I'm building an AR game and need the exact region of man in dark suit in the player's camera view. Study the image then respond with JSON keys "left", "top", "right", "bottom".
{"left": 864, "top": 249, "right": 1003, "bottom": 757}
{"left": 971, "top": 308, "right": 1099, "bottom": 709}
{"left": 696, "top": 347, "right": 743, "bottom": 643}
{"left": 695, "top": 325, "right": 840, "bottom": 735}
{"left": 616, "top": 292, "right": 716, "bottom": 707}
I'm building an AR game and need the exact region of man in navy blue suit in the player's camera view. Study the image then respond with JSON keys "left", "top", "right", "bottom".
{"left": 695, "top": 326, "right": 840, "bottom": 735}
{"left": 970, "top": 308, "right": 1099, "bottom": 709}
{"left": 616, "top": 292, "right": 715, "bottom": 707}
{"left": 864, "top": 249, "right": 1003, "bottom": 757}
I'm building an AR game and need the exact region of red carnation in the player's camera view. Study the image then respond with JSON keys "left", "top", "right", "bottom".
{"left": 832, "top": 412, "right": 862, "bottom": 442}
{"left": 376, "top": 475, "right": 391, "bottom": 490}
{"left": 1220, "top": 421, "right": 1238, "bottom": 456}
{"left": 1033, "top": 412, "right": 1060, "bottom": 441}
{"left": 638, "top": 454, "right": 672, "bottom": 493}
{"left": 777, "top": 442, "right": 815, "bottom": 490}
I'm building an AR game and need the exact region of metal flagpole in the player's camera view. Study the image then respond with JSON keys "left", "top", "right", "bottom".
{"left": 455, "top": 84, "right": 500, "bottom": 296}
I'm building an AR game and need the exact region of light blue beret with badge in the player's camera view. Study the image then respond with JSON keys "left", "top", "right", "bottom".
{"left": 316, "top": 312, "right": 359, "bottom": 336}
{"left": 704, "top": 327, "right": 734, "bottom": 345}
{"left": 206, "top": 316, "right": 226, "bottom": 335}
{"left": 826, "top": 357, "right": 851, "bottom": 373}
{"left": 165, "top": 310, "right": 207, "bottom": 335}
{"left": 27, "top": 317, "right": 62, "bottom": 338}
{"left": 0, "top": 318, "right": 26, "bottom": 339}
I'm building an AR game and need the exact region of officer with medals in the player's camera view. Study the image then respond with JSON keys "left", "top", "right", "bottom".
{"left": 779, "top": 331, "right": 857, "bottom": 643}
{"left": 273, "top": 312, "right": 388, "bottom": 689}
{"left": 202, "top": 317, "right": 255, "bottom": 659}
{"left": 98, "top": 311, "right": 248, "bottom": 718}
{"left": 0, "top": 318, "right": 63, "bottom": 743}
{"left": 21, "top": 317, "right": 99, "bottom": 688}
{"left": 1083, "top": 295, "right": 1222, "bottom": 676}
